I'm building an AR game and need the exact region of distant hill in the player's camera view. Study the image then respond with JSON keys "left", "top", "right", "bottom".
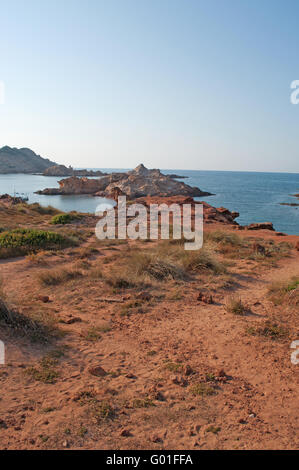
{"left": 0, "top": 146, "right": 57, "bottom": 174}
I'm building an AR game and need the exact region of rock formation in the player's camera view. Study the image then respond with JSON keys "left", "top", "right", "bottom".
{"left": 0, "top": 146, "right": 57, "bottom": 174}
{"left": 43, "top": 165, "right": 107, "bottom": 177}
{"left": 245, "top": 222, "right": 274, "bottom": 231}
{"left": 36, "top": 164, "right": 212, "bottom": 199}
{"left": 135, "top": 195, "right": 239, "bottom": 225}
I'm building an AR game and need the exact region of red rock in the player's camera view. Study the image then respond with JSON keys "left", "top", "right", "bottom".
{"left": 120, "top": 428, "right": 132, "bottom": 437}
{"left": 246, "top": 222, "right": 274, "bottom": 231}
{"left": 37, "top": 295, "right": 50, "bottom": 303}
{"left": 0, "top": 419, "right": 7, "bottom": 429}
{"left": 62, "top": 317, "right": 82, "bottom": 324}
{"left": 88, "top": 366, "right": 107, "bottom": 377}
{"left": 197, "top": 292, "right": 214, "bottom": 304}
{"left": 151, "top": 434, "right": 163, "bottom": 443}
{"left": 184, "top": 364, "right": 193, "bottom": 376}
{"left": 125, "top": 373, "right": 136, "bottom": 379}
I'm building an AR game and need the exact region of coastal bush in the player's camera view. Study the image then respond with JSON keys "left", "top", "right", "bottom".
{"left": 0, "top": 228, "right": 75, "bottom": 258}
{"left": 50, "top": 213, "right": 74, "bottom": 225}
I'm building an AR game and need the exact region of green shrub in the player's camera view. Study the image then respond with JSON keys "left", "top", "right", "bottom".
{"left": 0, "top": 228, "right": 75, "bottom": 258}
{"left": 50, "top": 213, "right": 74, "bottom": 225}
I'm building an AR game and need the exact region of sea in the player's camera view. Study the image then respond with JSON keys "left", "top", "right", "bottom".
{"left": 0, "top": 170, "right": 298, "bottom": 235}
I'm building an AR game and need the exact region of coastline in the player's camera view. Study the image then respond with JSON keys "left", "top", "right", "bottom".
{"left": 1, "top": 169, "right": 298, "bottom": 235}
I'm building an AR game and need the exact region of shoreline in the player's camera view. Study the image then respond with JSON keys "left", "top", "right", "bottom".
{"left": 0, "top": 170, "right": 298, "bottom": 235}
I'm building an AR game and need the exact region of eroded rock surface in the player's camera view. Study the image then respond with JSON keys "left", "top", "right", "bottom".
{"left": 36, "top": 164, "right": 212, "bottom": 199}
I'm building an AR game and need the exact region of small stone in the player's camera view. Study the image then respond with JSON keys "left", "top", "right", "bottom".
{"left": 0, "top": 419, "right": 7, "bottom": 429}
{"left": 62, "top": 440, "right": 69, "bottom": 448}
{"left": 88, "top": 366, "right": 107, "bottom": 377}
{"left": 125, "top": 373, "right": 136, "bottom": 379}
{"left": 65, "top": 317, "right": 82, "bottom": 324}
{"left": 151, "top": 434, "right": 163, "bottom": 443}
{"left": 217, "top": 369, "right": 226, "bottom": 377}
{"left": 184, "top": 364, "right": 193, "bottom": 376}
{"left": 170, "top": 375, "right": 180, "bottom": 385}
{"left": 120, "top": 428, "right": 132, "bottom": 437}
{"left": 37, "top": 295, "right": 50, "bottom": 303}
{"left": 154, "top": 391, "right": 165, "bottom": 401}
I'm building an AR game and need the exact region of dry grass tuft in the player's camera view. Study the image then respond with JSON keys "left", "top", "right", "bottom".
{"left": 267, "top": 276, "right": 299, "bottom": 306}
{"left": 246, "top": 321, "right": 288, "bottom": 340}
{"left": 38, "top": 267, "right": 83, "bottom": 286}
{"left": 225, "top": 295, "right": 247, "bottom": 315}
{"left": 189, "top": 383, "right": 216, "bottom": 396}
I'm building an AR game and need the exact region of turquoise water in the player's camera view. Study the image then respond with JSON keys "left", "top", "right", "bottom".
{"left": 0, "top": 170, "right": 298, "bottom": 235}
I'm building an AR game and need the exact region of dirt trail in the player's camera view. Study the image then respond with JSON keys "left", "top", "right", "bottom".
{"left": 0, "top": 238, "right": 298, "bottom": 449}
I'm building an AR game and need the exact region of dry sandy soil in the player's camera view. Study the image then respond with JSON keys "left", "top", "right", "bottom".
{"left": 0, "top": 202, "right": 298, "bottom": 450}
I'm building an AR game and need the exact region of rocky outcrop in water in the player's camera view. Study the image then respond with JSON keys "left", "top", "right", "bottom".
{"left": 36, "top": 164, "right": 212, "bottom": 199}
{"left": 0, "top": 146, "right": 57, "bottom": 174}
{"left": 245, "top": 222, "right": 274, "bottom": 231}
{"left": 43, "top": 165, "right": 107, "bottom": 177}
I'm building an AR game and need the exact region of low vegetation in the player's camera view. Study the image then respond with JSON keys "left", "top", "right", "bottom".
{"left": 0, "top": 228, "right": 76, "bottom": 258}
{"left": 225, "top": 296, "right": 247, "bottom": 315}
{"left": 0, "top": 293, "right": 56, "bottom": 343}
{"left": 38, "top": 267, "right": 83, "bottom": 286}
{"left": 267, "top": 276, "right": 299, "bottom": 306}
{"left": 246, "top": 321, "right": 288, "bottom": 340}
{"left": 25, "top": 356, "right": 60, "bottom": 384}
{"left": 50, "top": 213, "right": 81, "bottom": 225}
{"left": 190, "top": 382, "right": 216, "bottom": 397}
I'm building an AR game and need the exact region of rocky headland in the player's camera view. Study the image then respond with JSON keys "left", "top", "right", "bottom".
{"left": 0, "top": 146, "right": 57, "bottom": 174}
{"left": 0, "top": 146, "right": 108, "bottom": 176}
{"left": 36, "top": 164, "right": 213, "bottom": 199}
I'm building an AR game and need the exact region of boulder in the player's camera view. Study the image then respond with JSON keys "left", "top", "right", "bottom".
{"left": 245, "top": 222, "right": 274, "bottom": 231}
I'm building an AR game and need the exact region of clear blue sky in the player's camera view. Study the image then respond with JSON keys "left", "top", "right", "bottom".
{"left": 0, "top": 0, "right": 299, "bottom": 172}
